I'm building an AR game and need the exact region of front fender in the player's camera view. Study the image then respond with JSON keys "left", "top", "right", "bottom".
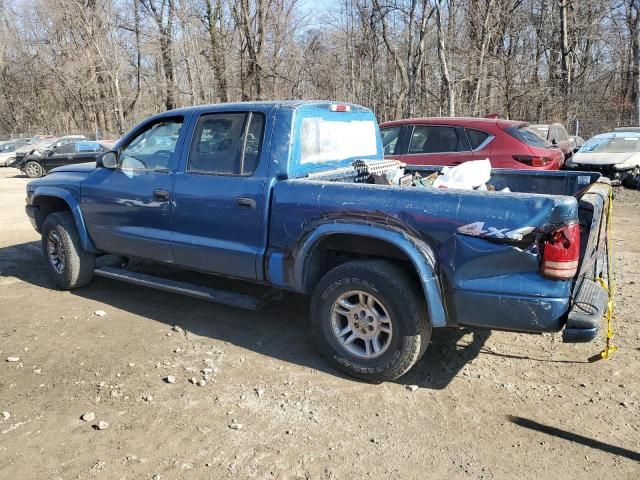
{"left": 292, "top": 223, "right": 448, "bottom": 328}
{"left": 31, "top": 186, "right": 98, "bottom": 253}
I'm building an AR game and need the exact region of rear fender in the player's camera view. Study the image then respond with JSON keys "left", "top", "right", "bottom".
{"left": 292, "top": 223, "right": 448, "bottom": 327}
{"left": 31, "top": 187, "right": 98, "bottom": 253}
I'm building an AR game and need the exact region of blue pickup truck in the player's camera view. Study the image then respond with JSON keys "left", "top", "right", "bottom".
{"left": 25, "top": 101, "right": 612, "bottom": 382}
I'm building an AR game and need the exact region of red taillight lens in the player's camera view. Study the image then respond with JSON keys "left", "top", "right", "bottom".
{"left": 513, "top": 155, "right": 554, "bottom": 167}
{"left": 541, "top": 223, "right": 580, "bottom": 279}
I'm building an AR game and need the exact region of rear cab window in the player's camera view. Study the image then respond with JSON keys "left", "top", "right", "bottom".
{"left": 290, "top": 103, "right": 382, "bottom": 177}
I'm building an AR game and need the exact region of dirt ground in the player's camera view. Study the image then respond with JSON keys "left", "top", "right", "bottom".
{"left": 0, "top": 167, "right": 638, "bottom": 480}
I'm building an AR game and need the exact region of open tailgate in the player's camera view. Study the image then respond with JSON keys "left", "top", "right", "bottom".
{"left": 563, "top": 179, "right": 613, "bottom": 342}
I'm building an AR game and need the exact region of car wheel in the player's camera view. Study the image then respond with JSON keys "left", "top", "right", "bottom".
{"left": 24, "top": 161, "right": 44, "bottom": 178}
{"left": 41, "top": 211, "right": 95, "bottom": 289}
{"left": 311, "top": 259, "right": 431, "bottom": 382}
{"left": 622, "top": 169, "right": 640, "bottom": 189}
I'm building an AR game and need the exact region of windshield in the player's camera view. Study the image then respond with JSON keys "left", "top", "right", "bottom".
{"left": 39, "top": 139, "right": 57, "bottom": 149}
{"left": 579, "top": 135, "right": 640, "bottom": 154}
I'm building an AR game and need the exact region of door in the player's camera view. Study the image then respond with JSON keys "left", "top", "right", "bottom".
{"left": 81, "top": 116, "right": 186, "bottom": 262}
{"left": 403, "top": 125, "right": 474, "bottom": 166}
{"left": 68, "top": 142, "right": 104, "bottom": 166}
{"left": 170, "top": 111, "right": 267, "bottom": 280}
{"left": 42, "top": 142, "right": 75, "bottom": 171}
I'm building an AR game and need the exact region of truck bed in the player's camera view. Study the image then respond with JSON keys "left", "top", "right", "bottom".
{"left": 267, "top": 164, "right": 611, "bottom": 339}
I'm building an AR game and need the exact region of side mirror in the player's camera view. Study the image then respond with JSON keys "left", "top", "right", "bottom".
{"left": 97, "top": 151, "right": 118, "bottom": 169}
{"left": 45, "top": 150, "right": 54, "bottom": 156}
{"left": 551, "top": 138, "right": 558, "bottom": 145}
{"left": 573, "top": 146, "right": 580, "bottom": 153}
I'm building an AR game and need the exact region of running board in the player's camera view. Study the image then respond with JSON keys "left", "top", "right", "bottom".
{"left": 94, "top": 266, "right": 278, "bottom": 311}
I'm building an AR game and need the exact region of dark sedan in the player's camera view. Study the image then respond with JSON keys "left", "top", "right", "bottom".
{"left": 21, "top": 141, "right": 107, "bottom": 178}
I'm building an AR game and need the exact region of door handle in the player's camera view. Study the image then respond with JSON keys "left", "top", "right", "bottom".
{"left": 235, "top": 197, "right": 256, "bottom": 209}
{"left": 153, "top": 189, "right": 171, "bottom": 201}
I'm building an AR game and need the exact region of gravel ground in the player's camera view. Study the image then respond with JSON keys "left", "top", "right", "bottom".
{"left": 0, "top": 167, "right": 638, "bottom": 479}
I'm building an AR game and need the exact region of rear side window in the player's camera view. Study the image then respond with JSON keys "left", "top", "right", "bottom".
{"left": 408, "top": 126, "right": 464, "bottom": 154}
{"left": 188, "top": 112, "right": 264, "bottom": 175}
{"left": 76, "top": 142, "right": 102, "bottom": 153}
{"left": 465, "top": 129, "right": 490, "bottom": 150}
{"left": 506, "top": 126, "right": 549, "bottom": 148}
{"left": 380, "top": 127, "right": 401, "bottom": 155}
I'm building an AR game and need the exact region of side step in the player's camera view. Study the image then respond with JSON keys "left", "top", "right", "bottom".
{"left": 94, "top": 266, "right": 278, "bottom": 311}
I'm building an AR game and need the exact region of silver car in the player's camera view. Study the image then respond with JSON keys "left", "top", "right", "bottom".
{"left": 565, "top": 131, "right": 640, "bottom": 186}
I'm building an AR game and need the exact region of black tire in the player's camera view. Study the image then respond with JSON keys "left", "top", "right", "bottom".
{"left": 24, "top": 160, "right": 44, "bottom": 178}
{"left": 310, "top": 260, "right": 431, "bottom": 382}
{"left": 622, "top": 170, "right": 640, "bottom": 189}
{"left": 41, "top": 211, "right": 95, "bottom": 289}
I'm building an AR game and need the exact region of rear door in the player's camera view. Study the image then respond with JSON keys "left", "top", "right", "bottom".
{"left": 170, "top": 110, "right": 268, "bottom": 280}
{"left": 402, "top": 125, "right": 474, "bottom": 166}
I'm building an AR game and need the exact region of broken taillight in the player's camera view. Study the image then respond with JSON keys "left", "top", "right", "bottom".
{"left": 541, "top": 223, "right": 580, "bottom": 279}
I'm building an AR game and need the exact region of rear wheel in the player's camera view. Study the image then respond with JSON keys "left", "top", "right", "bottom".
{"left": 622, "top": 168, "right": 640, "bottom": 189}
{"left": 41, "top": 212, "right": 95, "bottom": 289}
{"left": 24, "top": 161, "right": 44, "bottom": 178}
{"left": 311, "top": 260, "right": 430, "bottom": 382}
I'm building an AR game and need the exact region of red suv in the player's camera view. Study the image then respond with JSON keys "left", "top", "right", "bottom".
{"left": 379, "top": 117, "right": 564, "bottom": 170}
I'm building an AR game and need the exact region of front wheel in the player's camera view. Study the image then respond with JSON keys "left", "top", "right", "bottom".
{"left": 24, "top": 161, "right": 44, "bottom": 178}
{"left": 41, "top": 212, "right": 95, "bottom": 289}
{"left": 311, "top": 260, "right": 431, "bottom": 382}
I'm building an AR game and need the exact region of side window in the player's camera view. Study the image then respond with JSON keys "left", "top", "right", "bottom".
{"left": 55, "top": 143, "right": 75, "bottom": 154}
{"left": 380, "top": 127, "right": 401, "bottom": 155}
{"left": 76, "top": 142, "right": 102, "bottom": 153}
{"left": 121, "top": 117, "right": 183, "bottom": 171}
{"left": 408, "top": 126, "right": 464, "bottom": 154}
{"left": 465, "top": 129, "right": 490, "bottom": 150}
{"left": 188, "top": 112, "right": 264, "bottom": 175}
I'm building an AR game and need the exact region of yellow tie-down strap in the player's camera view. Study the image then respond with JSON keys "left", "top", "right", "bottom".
{"left": 589, "top": 186, "right": 617, "bottom": 362}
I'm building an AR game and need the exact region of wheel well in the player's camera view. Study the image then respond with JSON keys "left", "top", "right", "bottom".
{"left": 301, "top": 234, "right": 419, "bottom": 293}
{"left": 33, "top": 196, "right": 71, "bottom": 231}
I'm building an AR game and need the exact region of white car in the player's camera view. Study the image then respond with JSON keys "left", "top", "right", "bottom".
{"left": 0, "top": 140, "right": 28, "bottom": 167}
{"left": 566, "top": 131, "right": 640, "bottom": 186}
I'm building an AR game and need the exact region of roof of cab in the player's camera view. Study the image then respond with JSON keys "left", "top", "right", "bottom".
{"left": 160, "top": 100, "right": 371, "bottom": 115}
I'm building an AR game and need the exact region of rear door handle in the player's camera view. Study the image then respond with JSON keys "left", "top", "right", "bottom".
{"left": 235, "top": 197, "right": 256, "bottom": 209}
{"left": 153, "top": 189, "right": 171, "bottom": 201}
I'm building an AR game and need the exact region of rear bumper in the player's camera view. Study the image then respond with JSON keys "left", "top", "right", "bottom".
{"left": 562, "top": 278, "right": 608, "bottom": 342}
